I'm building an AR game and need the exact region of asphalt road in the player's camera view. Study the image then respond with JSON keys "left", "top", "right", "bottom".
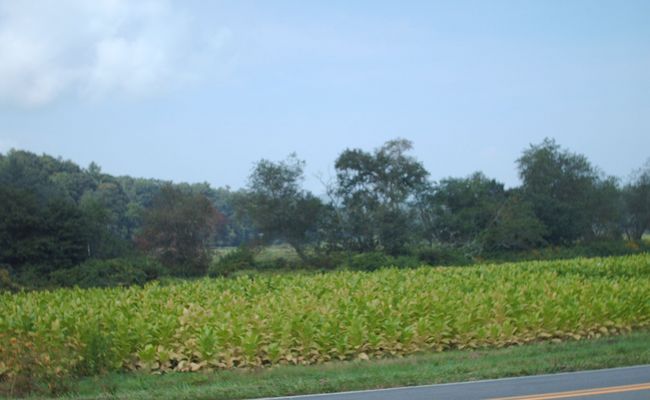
{"left": 262, "top": 365, "right": 650, "bottom": 400}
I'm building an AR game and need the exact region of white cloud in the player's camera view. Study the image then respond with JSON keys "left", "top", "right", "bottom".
{"left": 0, "top": 0, "right": 229, "bottom": 106}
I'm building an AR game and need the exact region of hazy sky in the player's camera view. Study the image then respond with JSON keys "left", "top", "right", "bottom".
{"left": 1, "top": 0, "right": 649, "bottom": 192}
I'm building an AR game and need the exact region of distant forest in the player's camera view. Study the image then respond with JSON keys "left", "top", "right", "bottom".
{"left": 1, "top": 138, "right": 649, "bottom": 288}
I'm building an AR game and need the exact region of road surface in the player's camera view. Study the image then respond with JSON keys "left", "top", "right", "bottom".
{"left": 261, "top": 365, "right": 650, "bottom": 400}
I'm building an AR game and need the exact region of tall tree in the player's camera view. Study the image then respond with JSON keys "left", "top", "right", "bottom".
{"left": 238, "top": 154, "right": 323, "bottom": 260}
{"left": 0, "top": 151, "right": 92, "bottom": 273}
{"left": 419, "top": 172, "right": 547, "bottom": 252}
{"left": 479, "top": 192, "right": 547, "bottom": 252}
{"left": 622, "top": 159, "right": 650, "bottom": 241}
{"left": 429, "top": 172, "right": 506, "bottom": 245}
{"left": 333, "top": 139, "right": 430, "bottom": 254}
{"left": 0, "top": 187, "right": 88, "bottom": 273}
{"left": 588, "top": 176, "right": 623, "bottom": 240}
{"left": 0, "top": 149, "right": 80, "bottom": 200}
{"left": 517, "top": 138, "right": 601, "bottom": 244}
{"left": 135, "top": 185, "right": 223, "bottom": 276}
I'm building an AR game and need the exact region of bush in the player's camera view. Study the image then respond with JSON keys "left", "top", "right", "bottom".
{"left": 415, "top": 245, "right": 473, "bottom": 266}
{"left": 344, "top": 251, "right": 390, "bottom": 271}
{"left": 391, "top": 255, "right": 421, "bottom": 268}
{"left": 13, "top": 265, "right": 54, "bottom": 289}
{"left": 484, "top": 240, "right": 650, "bottom": 263}
{"left": 255, "top": 257, "right": 293, "bottom": 270}
{"left": 49, "top": 257, "right": 164, "bottom": 288}
{"left": 578, "top": 239, "right": 649, "bottom": 257}
{"left": 306, "top": 251, "right": 349, "bottom": 270}
{"left": 341, "top": 252, "right": 423, "bottom": 271}
{"left": 208, "top": 247, "right": 256, "bottom": 277}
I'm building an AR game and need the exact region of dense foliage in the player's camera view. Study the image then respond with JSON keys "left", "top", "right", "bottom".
{"left": 331, "top": 139, "right": 430, "bottom": 254}
{"left": 135, "top": 186, "right": 224, "bottom": 276}
{"left": 518, "top": 138, "right": 620, "bottom": 244}
{"left": 623, "top": 160, "right": 650, "bottom": 241}
{"left": 0, "top": 138, "right": 648, "bottom": 287}
{"left": 237, "top": 154, "right": 324, "bottom": 260}
{"left": 1, "top": 254, "right": 649, "bottom": 395}
{"left": 0, "top": 151, "right": 248, "bottom": 286}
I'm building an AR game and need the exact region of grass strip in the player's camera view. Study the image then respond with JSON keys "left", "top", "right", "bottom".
{"left": 27, "top": 331, "right": 650, "bottom": 400}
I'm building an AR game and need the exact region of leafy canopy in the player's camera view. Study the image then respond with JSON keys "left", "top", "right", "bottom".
{"left": 136, "top": 185, "right": 223, "bottom": 276}
{"left": 239, "top": 154, "right": 324, "bottom": 260}
{"left": 333, "top": 139, "right": 430, "bottom": 254}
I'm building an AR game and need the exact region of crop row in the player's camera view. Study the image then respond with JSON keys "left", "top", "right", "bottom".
{"left": 1, "top": 255, "right": 649, "bottom": 383}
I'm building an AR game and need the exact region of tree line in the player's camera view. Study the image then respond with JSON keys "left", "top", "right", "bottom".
{"left": 1, "top": 138, "right": 649, "bottom": 286}
{"left": 242, "top": 138, "right": 649, "bottom": 259}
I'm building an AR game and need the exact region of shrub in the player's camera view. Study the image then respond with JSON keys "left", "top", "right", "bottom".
{"left": 13, "top": 265, "right": 54, "bottom": 290}
{"left": 342, "top": 252, "right": 422, "bottom": 271}
{"left": 49, "top": 257, "right": 164, "bottom": 288}
{"left": 391, "top": 255, "right": 421, "bottom": 268}
{"left": 344, "top": 252, "right": 391, "bottom": 271}
{"left": 255, "top": 257, "right": 292, "bottom": 270}
{"left": 208, "top": 247, "right": 256, "bottom": 277}
{"left": 307, "top": 251, "right": 349, "bottom": 270}
{"left": 578, "top": 239, "right": 649, "bottom": 257}
{"left": 484, "top": 240, "right": 650, "bottom": 263}
{"left": 415, "top": 245, "right": 473, "bottom": 266}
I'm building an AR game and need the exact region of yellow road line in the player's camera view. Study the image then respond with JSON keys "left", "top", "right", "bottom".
{"left": 487, "top": 382, "right": 650, "bottom": 400}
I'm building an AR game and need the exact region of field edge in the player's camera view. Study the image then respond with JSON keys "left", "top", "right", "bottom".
{"left": 29, "top": 330, "right": 650, "bottom": 400}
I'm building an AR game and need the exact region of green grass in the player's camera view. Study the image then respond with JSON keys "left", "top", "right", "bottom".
{"left": 23, "top": 331, "right": 650, "bottom": 400}
{"left": 254, "top": 244, "right": 301, "bottom": 263}
{"left": 212, "top": 244, "right": 300, "bottom": 263}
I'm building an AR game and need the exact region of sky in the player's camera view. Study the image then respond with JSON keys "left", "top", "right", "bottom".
{"left": 1, "top": 0, "right": 649, "bottom": 193}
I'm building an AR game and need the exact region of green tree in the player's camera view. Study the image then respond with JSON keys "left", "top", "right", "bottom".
{"left": 333, "top": 139, "right": 430, "bottom": 254}
{"left": 622, "top": 159, "right": 650, "bottom": 241}
{"left": 117, "top": 176, "right": 254, "bottom": 247}
{"left": 238, "top": 154, "right": 324, "bottom": 261}
{"left": 135, "top": 185, "right": 223, "bottom": 276}
{"left": 429, "top": 172, "right": 506, "bottom": 245}
{"left": 588, "top": 176, "right": 624, "bottom": 240}
{"left": 0, "top": 187, "right": 46, "bottom": 270}
{"left": 41, "top": 198, "right": 90, "bottom": 270}
{"left": 517, "top": 138, "right": 601, "bottom": 244}
{"left": 49, "top": 170, "right": 95, "bottom": 204}
{"left": 0, "top": 149, "right": 80, "bottom": 201}
{"left": 0, "top": 187, "right": 88, "bottom": 273}
{"left": 479, "top": 192, "right": 547, "bottom": 252}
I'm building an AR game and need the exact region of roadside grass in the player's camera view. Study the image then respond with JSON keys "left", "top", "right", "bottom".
{"left": 25, "top": 330, "right": 650, "bottom": 400}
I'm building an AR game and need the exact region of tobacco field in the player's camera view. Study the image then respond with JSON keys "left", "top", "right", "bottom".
{"left": 1, "top": 254, "right": 649, "bottom": 384}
